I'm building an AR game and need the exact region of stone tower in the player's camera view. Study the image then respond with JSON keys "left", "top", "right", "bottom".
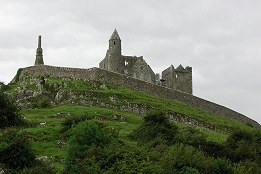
{"left": 162, "top": 64, "right": 192, "bottom": 94}
{"left": 34, "top": 35, "right": 44, "bottom": 66}
{"left": 99, "top": 29, "right": 156, "bottom": 83}
{"left": 106, "top": 29, "right": 124, "bottom": 73}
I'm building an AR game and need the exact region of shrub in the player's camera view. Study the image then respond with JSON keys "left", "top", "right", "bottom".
{"left": 225, "top": 129, "right": 261, "bottom": 162}
{"left": 21, "top": 160, "right": 55, "bottom": 174}
{"left": 131, "top": 111, "right": 178, "bottom": 145}
{"left": 104, "top": 145, "right": 162, "bottom": 174}
{"left": 36, "top": 96, "right": 51, "bottom": 108}
{"left": 0, "top": 129, "right": 36, "bottom": 170}
{"left": 207, "top": 158, "right": 233, "bottom": 174}
{"left": 61, "top": 115, "right": 93, "bottom": 133}
{"left": 0, "top": 91, "right": 25, "bottom": 128}
{"left": 161, "top": 144, "right": 208, "bottom": 173}
{"left": 201, "top": 141, "right": 226, "bottom": 158}
{"left": 65, "top": 121, "right": 115, "bottom": 173}
{"left": 176, "top": 126, "right": 206, "bottom": 146}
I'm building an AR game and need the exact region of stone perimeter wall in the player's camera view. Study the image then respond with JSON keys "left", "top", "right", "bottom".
{"left": 12, "top": 65, "right": 260, "bottom": 128}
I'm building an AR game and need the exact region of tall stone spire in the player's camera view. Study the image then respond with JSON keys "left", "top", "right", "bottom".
{"left": 109, "top": 29, "right": 122, "bottom": 56}
{"left": 110, "top": 28, "right": 121, "bottom": 40}
{"left": 34, "top": 35, "right": 44, "bottom": 66}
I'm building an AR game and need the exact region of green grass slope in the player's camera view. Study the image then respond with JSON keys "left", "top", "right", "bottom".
{"left": 3, "top": 77, "right": 258, "bottom": 172}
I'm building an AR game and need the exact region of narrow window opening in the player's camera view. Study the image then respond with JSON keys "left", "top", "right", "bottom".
{"left": 114, "top": 41, "right": 116, "bottom": 45}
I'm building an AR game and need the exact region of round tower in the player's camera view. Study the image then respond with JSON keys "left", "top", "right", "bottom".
{"left": 107, "top": 29, "right": 124, "bottom": 73}
{"left": 109, "top": 29, "right": 121, "bottom": 56}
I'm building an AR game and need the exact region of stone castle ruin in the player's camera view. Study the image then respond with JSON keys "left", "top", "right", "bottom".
{"left": 99, "top": 29, "right": 192, "bottom": 94}
{"left": 10, "top": 30, "right": 260, "bottom": 128}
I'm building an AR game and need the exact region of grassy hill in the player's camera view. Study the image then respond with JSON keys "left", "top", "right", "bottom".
{"left": 1, "top": 77, "right": 260, "bottom": 173}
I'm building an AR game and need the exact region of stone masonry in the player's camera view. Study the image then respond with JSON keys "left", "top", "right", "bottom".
{"left": 99, "top": 29, "right": 192, "bottom": 94}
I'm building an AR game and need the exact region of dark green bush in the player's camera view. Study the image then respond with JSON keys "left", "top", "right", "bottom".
{"left": 0, "top": 129, "right": 36, "bottom": 170}
{"left": 131, "top": 111, "right": 178, "bottom": 144}
{"left": 176, "top": 126, "right": 206, "bottom": 146}
{"left": 65, "top": 121, "right": 115, "bottom": 173}
{"left": 201, "top": 141, "right": 226, "bottom": 158}
{"left": 161, "top": 144, "right": 208, "bottom": 173}
{"left": 36, "top": 96, "right": 51, "bottom": 108}
{"left": 21, "top": 160, "right": 55, "bottom": 174}
{"left": 225, "top": 130, "right": 261, "bottom": 163}
{"left": 207, "top": 158, "right": 233, "bottom": 174}
{"left": 61, "top": 115, "right": 93, "bottom": 133}
{"left": 104, "top": 145, "right": 162, "bottom": 174}
{"left": 0, "top": 91, "right": 25, "bottom": 128}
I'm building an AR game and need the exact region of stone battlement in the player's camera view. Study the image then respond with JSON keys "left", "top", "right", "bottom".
{"left": 11, "top": 65, "right": 260, "bottom": 128}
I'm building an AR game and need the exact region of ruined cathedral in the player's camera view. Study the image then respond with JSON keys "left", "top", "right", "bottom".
{"left": 12, "top": 29, "right": 260, "bottom": 127}
{"left": 99, "top": 29, "right": 192, "bottom": 94}
{"left": 33, "top": 29, "right": 192, "bottom": 94}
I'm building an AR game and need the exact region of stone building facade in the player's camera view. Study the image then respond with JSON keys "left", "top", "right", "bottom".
{"left": 99, "top": 29, "right": 192, "bottom": 94}
{"left": 160, "top": 64, "right": 192, "bottom": 94}
{"left": 99, "top": 29, "right": 155, "bottom": 83}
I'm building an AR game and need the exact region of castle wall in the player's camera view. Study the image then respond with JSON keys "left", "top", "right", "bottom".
{"left": 12, "top": 65, "right": 260, "bottom": 128}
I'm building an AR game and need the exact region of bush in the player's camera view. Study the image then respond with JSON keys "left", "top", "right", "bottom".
{"left": 21, "top": 160, "right": 55, "bottom": 174}
{"left": 0, "top": 129, "right": 36, "bottom": 170}
{"left": 161, "top": 144, "right": 208, "bottom": 173}
{"left": 65, "top": 121, "right": 115, "bottom": 173}
{"left": 131, "top": 111, "right": 178, "bottom": 145}
{"left": 61, "top": 115, "right": 93, "bottom": 133}
{"left": 104, "top": 145, "right": 162, "bottom": 174}
{"left": 0, "top": 91, "right": 25, "bottom": 128}
{"left": 201, "top": 141, "right": 226, "bottom": 158}
{"left": 207, "top": 158, "right": 233, "bottom": 174}
{"left": 36, "top": 96, "right": 51, "bottom": 108}
{"left": 176, "top": 126, "right": 206, "bottom": 146}
{"left": 225, "top": 130, "right": 261, "bottom": 162}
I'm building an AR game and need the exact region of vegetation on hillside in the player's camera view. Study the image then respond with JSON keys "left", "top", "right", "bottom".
{"left": 0, "top": 78, "right": 260, "bottom": 173}
{"left": 0, "top": 89, "right": 26, "bottom": 128}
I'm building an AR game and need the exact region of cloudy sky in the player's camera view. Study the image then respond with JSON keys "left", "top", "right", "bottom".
{"left": 0, "top": 0, "right": 261, "bottom": 124}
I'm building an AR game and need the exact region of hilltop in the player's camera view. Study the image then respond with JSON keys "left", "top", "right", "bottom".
{"left": 1, "top": 76, "right": 261, "bottom": 173}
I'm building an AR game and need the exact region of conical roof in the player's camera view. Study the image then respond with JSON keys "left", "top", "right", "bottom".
{"left": 110, "top": 29, "right": 121, "bottom": 40}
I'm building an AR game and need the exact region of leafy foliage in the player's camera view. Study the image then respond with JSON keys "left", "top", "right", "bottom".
{"left": 0, "top": 129, "right": 36, "bottom": 170}
{"left": 65, "top": 121, "right": 115, "bottom": 173}
{"left": 61, "top": 114, "right": 93, "bottom": 133}
{"left": 131, "top": 111, "right": 178, "bottom": 144}
{"left": 0, "top": 90, "right": 25, "bottom": 128}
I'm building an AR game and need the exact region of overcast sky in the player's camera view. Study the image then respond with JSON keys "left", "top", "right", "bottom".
{"left": 0, "top": 0, "right": 261, "bottom": 124}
